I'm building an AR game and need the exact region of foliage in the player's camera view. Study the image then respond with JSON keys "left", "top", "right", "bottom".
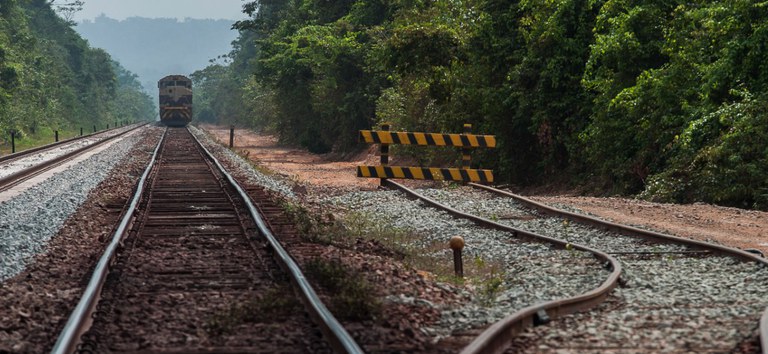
{"left": 205, "top": 286, "right": 300, "bottom": 335}
{"left": 195, "top": 0, "right": 768, "bottom": 210}
{"left": 582, "top": 0, "right": 768, "bottom": 196}
{"left": 304, "top": 257, "right": 381, "bottom": 320}
{"left": 642, "top": 90, "right": 768, "bottom": 209}
{"left": 0, "top": 0, "right": 153, "bottom": 148}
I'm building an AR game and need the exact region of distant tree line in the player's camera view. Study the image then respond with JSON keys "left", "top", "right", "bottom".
{"left": 192, "top": 0, "right": 768, "bottom": 209}
{"left": 0, "top": 0, "right": 154, "bottom": 143}
{"left": 76, "top": 15, "right": 239, "bottom": 95}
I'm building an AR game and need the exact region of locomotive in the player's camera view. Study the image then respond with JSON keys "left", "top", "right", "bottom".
{"left": 158, "top": 75, "right": 193, "bottom": 126}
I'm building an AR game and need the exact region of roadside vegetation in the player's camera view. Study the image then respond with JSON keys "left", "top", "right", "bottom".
{"left": 0, "top": 0, "right": 155, "bottom": 154}
{"left": 192, "top": 0, "right": 768, "bottom": 209}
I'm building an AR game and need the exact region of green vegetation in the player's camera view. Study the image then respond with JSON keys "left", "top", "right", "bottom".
{"left": 206, "top": 286, "right": 300, "bottom": 335}
{"left": 194, "top": 0, "right": 768, "bottom": 209}
{"left": 304, "top": 257, "right": 381, "bottom": 321}
{"left": 0, "top": 0, "right": 154, "bottom": 154}
{"left": 289, "top": 202, "right": 508, "bottom": 301}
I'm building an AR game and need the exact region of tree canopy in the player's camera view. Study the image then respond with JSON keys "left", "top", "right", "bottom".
{"left": 193, "top": 0, "right": 768, "bottom": 209}
{"left": 0, "top": 0, "right": 154, "bottom": 143}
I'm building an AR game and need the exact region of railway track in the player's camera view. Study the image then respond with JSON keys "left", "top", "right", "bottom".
{"left": 0, "top": 123, "right": 147, "bottom": 193}
{"left": 382, "top": 181, "right": 768, "bottom": 353}
{"left": 52, "top": 127, "right": 361, "bottom": 353}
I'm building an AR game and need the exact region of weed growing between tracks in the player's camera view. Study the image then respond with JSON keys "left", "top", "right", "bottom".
{"left": 205, "top": 285, "right": 301, "bottom": 336}
{"left": 304, "top": 258, "right": 382, "bottom": 321}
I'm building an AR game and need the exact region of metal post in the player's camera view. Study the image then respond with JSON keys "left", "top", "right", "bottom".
{"left": 450, "top": 236, "right": 465, "bottom": 278}
{"left": 380, "top": 123, "right": 390, "bottom": 186}
{"left": 229, "top": 125, "right": 234, "bottom": 148}
{"left": 462, "top": 124, "right": 472, "bottom": 170}
{"left": 80, "top": 127, "right": 83, "bottom": 136}
{"left": 55, "top": 130, "right": 59, "bottom": 142}
{"left": 107, "top": 123, "right": 109, "bottom": 129}
{"left": 93, "top": 125, "right": 96, "bottom": 133}
{"left": 11, "top": 131, "right": 15, "bottom": 154}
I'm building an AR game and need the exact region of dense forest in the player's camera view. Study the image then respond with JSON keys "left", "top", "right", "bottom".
{"left": 193, "top": 0, "right": 767, "bottom": 210}
{"left": 0, "top": 0, "right": 154, "bottom": 148}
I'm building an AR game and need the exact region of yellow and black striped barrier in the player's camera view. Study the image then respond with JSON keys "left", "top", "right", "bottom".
{"left": 357, "top": 166, "right": 494, "bottom": 183}
{"left": 357, "top": 123, "right": 495, "bottom": 184}
{"left": 358, "top": 129, "right": 496, "bottom": 148}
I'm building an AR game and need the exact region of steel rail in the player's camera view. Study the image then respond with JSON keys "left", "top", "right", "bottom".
{"left": 51, "top": 127, "right": 167, "bottom": 354}
{"left": 762, "top": 308, "right": 768, "bottom": 354}
{"left": 382, "top": 180, "right": 622, "bottom": 354}
{"left": 468, "top": 182, "right": 768, "bottom": 354}
{"left": 470, "top": 183, "right": 768, "bottom": 264}
{"left": 0, "top": 123, "right": 144, "bottom": 163}
{"left": 0, "top": 123, "right": 149, "bottom": 191}
{"left": 193, "top": 129, "right": 364, "bottom": 354}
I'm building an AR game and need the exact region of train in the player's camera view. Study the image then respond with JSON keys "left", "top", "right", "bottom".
{"left": 158, "top": 75, "right": 193, "bottom": 126}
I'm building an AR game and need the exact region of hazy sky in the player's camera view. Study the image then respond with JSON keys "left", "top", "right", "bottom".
{"left": 74, "top": 0, "right": 248, "bottom": 21}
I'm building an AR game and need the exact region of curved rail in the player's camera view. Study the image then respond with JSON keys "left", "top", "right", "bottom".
{"left": 51, "top": 127, "right": 166, "bottom": 354}
{"left": 0, "top": 123, "right": 149, "bottom": 191}
{"left": 382, "top": 180, "right": 622, "bottom": 354}
{"left": 468, "top": 182, "right": 768, "bottom": 354}
{"left": 470, "top": 183, "right": 768, "bottom": 264}
{"left": 0, "top": 123, "right": 144, "bottom": 163}
{"left": 195, "top": 129, "right": 364, "bottom": 354}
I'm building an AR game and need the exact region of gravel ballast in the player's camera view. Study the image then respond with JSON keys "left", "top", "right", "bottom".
{"left": 0, "top": 129, "right": 145, "bottom": 281}
{"left": 190, "top": 127, "right": 611, "bottom": 345}
{"left": 189, "top": 126, "right": 296, "bottom": 199}
{"left": 418, "top": 186, "right": 768, "bottom": 352}
{"left": 322, "top": 189, "right": 611, "bottom": 341}
{"left": 6, "top": 122, "right": 759, "bottom": 352}
{"left": 194, "top": 126, "right": 768, "bottom": 351}
{"left": 0, "top": 125, "right": 164, "bottom": 353}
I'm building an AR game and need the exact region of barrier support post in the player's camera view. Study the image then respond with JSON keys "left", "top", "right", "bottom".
{"left": 55, "top": 130, "right": 59, "bottom": 142}
{"left": 11, "top": 131, "right": 15, "bottom": 154}
{"left": 461, "top": 124, "right": 472, "bottom": 185}
{"left": 229, "top": 125, "right": 234, "bottom": 148}
{"left": 462, "top": 124, "right": 472, "bottom": 170}
{"left": 380, "top": 123, "right": 390, "bottom": 186}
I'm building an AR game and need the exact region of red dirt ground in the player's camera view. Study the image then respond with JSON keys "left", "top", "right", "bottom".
{"left": 202, "top": 125, "right": 768, "bottom": 256}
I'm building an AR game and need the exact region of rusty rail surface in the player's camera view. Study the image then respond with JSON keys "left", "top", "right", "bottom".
{"left": 52, "top": 127, "right": 361, "bottom": 354}
{"left": 0, "top": 123, "right": 148, "bottom": 191}
{"left": 468, "top": 182, "right": 768, "bottom": 354}
{"left": 382, "top": 180, "right": 622, "bottom": 354}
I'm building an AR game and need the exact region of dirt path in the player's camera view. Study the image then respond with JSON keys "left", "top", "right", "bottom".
{"left": 202, "top": 125, "right": 380, "bottom": 195}
{"left": 201, "top": 125, "right": 768, "bottom": 256}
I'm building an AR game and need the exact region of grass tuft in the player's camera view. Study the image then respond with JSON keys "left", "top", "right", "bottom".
{"left": 205, "top": 286, "right": 300, "bottom": 336}
{"left": 304, "top": 258, "right": 381, "bottom": 321}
